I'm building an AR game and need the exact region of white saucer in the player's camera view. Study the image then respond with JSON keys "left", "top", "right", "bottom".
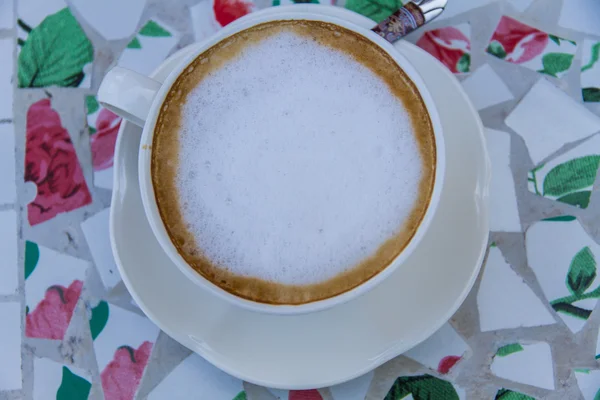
{"left": 109, "top": 5, "right": 490, "bottom": 390}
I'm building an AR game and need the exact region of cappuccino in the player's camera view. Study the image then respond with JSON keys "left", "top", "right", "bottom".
{"left": 152, "top": 20, "right": 436, "bottom": 304}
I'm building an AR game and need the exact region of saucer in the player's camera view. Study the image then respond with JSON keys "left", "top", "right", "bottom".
{"left": 109, "top": 5, "right": 490, "bottom": 390}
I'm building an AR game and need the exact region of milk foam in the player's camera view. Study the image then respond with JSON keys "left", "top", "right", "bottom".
{"left": 177, "top": 30, "right": 423, "bottom": 285}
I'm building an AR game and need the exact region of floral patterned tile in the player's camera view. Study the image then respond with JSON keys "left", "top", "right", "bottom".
{"left": 581, "top": 39, "right": 600, "bottom": 103}
{"left": 526, "top": 218, "right": 600, "bottom": 333}
{"left": 0, "top": 302, "right": 22, "bottom": 391}
{"left": 17, "top": 1, "right": 94, "bottom": 88}
{"left": 190, "top": 0, "right": 254, "bottom": 42}
{"left": 403, "top": 323, "right": 469, "bottom": 375}
{"left": 558, "top": 0, "right": 600, "bottom": 37}
{"left": 342, "top": 0, "right": 404, "bottom": 23}
{"left": 384, "top": 373, "right": 466, "bottom": 399}
{"left": 81, "top": 208, "right": 120, "bottom": 291}
{"left": 461, "top": 65, "right": 514, "bottom": 111}
{"left": 147, "top": 354, "right": 245, "bottom": 400}
{"left": 0, "top": 124, "right": 16, "bottom": 204}
{"left": 33, "top": 357, "right": 92, "bottom": 400}
{"left": 486, "top": 16, "right": 577, "bottom": 79}
{"left": 0, "top": 38, "right": 13, "bottom": 120}
{"left": 505, "top": 79, "right": 600, "bottom": 165}
{"left": 574, "top": 369, "right": 600, "bottom": 400}
{"left": 0, "top": 0, "right": 14, "bottom": 29}
{"left": 268, "top": 389, "right": 324, "bottom": 399}
{"left": 117, "top": 19, "right": 181, "bottom": 76}
{"left": 415, "top": 23, "right": 471, "bottom": 74}
{"left": 0, "top": 210, "right": 18, "bottom": 295}
{"left": 24, "top": 241, "right": 88, "bottom": 340}
{"left": 86, "top": 96, "right": 121, "bottom": 190}
{"left": 328, "top": 371, "right": 373, "bottom": 400}
{"left": 69, "top": 0, "right": 146, "bottom": 41}
{"left": 491, "top": 342, "right": 554, "bottom": 390}
{"left": 24, "top": 98, "right": 93, "bottom": 226}
{"left": 528, "top": 134, "right": 600, "bottom": 209}
{"left": 88, "top": 300, "right": 159, "bottom": 400}
{"left": 486, "top": 128, "right": 521, "bottom": 232}
{"left": 478, "top": 246, "right": 555, "bottom": 332}
{"left": 494, "top": 388, "right": 535, "bottom": 400}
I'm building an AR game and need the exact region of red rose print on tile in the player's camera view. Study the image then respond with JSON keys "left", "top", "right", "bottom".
{"left": 101, "top": 341, "right": 153, "bottom": 400}
{"left": 487, "top": 16, "right": 548, "bottom": 63}
{"left": 213, "top": 0, "right": 254, "bottom": 27}
{"left": 91, "top": 108, "right": 122, "bottom": 171}
{"left": 25, "top": 98, "right": 92, "bottom": 225}
{"left": 416, "top": 26, "right": 471, "bottom": 73}
{"left": 437, "top": 355, "right": 461, "bottom": 374}
{"left": 26, "top": 280, "right": 83, "bottom": 340}
{"left": 289, "top": 390, "right": 323, "bottom": 400}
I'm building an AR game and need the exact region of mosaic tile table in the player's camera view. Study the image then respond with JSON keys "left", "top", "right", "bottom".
{"left": 1, "top": 0, "right": 600, "bottom": 398}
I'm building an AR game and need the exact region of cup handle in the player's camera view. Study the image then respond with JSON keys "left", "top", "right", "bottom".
{"left": 372, "top": 0, "right": 447, "bottom": 43}
{"left": 97, "top": 67, "right": 162, "bottom": 127}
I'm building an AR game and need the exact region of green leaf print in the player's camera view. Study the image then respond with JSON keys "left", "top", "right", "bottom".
{"left": 495, "top": 388, "right": 535, "bottom": 400}
{"left": 384, "top": 374, "right": 459, "bottom": 400}
{"left": 542, "top": 215, "right": 576, "bottom": 222}
{"left": 567, "top": 247, "right": 596, "bottom": 295}
{"left": 127, "top": 37, "right": 142, "bottom": 49}
{"left": 552, "top": 301, "right": 592, "bottom": 319}
{"left": 583, "top": 87, "right": 600, "bottom": 103}
{"left": 139, "top": 20, "right": 172, "bottom": 37}
{"left": 56, "top": 366, "right": 91, "bottom": 400}
{"left": 557, "top": 191, "right": 592, "bottom": 209}
{"left": 582, "top": 42, "right": 600, "bottom": 72}
{"left": 495, "top": 343, "right": 524, "bottom": 357}
{"left": 594, "top": 388, "right": 600, "bottom": 400}
{"left": 89, "top": 301, "right": 109, "bottom": 340}
{"left": 85, "top": 95, "right": 99, "bottom": 115}
{"left": 18, "top": 8, "right": 94, "bottom": 88}
{"left": 233, "top": 391, "right": 247, "bottom": 400}
{"left": 543, "top": 156, "right": 600, "bottom": 197}
{"left": 456, "top": 53, "right": 471, "bottom": 73}
{"left": 487, "top": 41, "right": 507, "bottom": 59}
{"left": 538, "top": 52, "right": 574, "bottom": 78}
{"left": 548, "top": 34, "right": 561, "bottom": 46}
{"left": 24, "top": 241, "right": 40, "bottom": 280}
{"left": 345, "top": 0, "right": 403, "bottom": 23}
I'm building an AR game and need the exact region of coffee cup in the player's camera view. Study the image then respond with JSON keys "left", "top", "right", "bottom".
{"left": 98, "top": 10, "right": 446, "bottom": 314}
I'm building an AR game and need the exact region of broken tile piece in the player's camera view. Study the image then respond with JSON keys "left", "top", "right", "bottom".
{"left": 505, "top": 79, "right": 600, "bottom": 165}
{"left": 24, "top": 98, "right": 93, "bottom": 225}
{"left": 86, "top": 95, "right": 122, "bottom": 190}
{"left": 0, "top": 210, "right": 18, "bottom": 295}
{"left": 527, "top": 218, "right": 600, "bottom": 333}
{"left": 33, "top": 358, "right": 91, "bottom": 400}
{"left": 495, "top": 389, "right": 535, "bottom": 400}
{"left": 89, "top": 301, "right": 159, "bottom": 400}
{"left": 487, "top": 16, "right": 577, "bottom": 79}
{"left": 478, "top": 246, "right": 555, "bottom": 332}
{"left": 329, "top": 371, "right": 373, "bottom": 400}
{"left": 0, "top": 38, "right": 14, "bottom": 120}
{"left": 0, "top": 302, "right": 22, "bottom": 391}
{"left": 69, "top": 0, "right": 146, "bottom": 40}
{"left": 491, "top": 342, "right": 554, "bottom": 390}
{"left": 384, "top": 374, "right": 465, "bottom": 399}
{"left": 435, "top": 0, "right": 495, "bottom": 21}
{"left": 0, "top": 0, "right": 14, "bottom": 29}
{"left": 25, "top": 242, "right": 88, "bottom": 340}
{"left": 575, "top": 369, "right": 600, "bottom": 400}
{"left": 81, "top": 208, "right": 120, "bottom": 290}
{"left": 117, "top": 19, "right": 180, "bottom": 76}
{"left": 558, "top": 0, "right": 600, "bottom": 37}
{"left": 581, "top": 39, "right": 600, "bottom": 103}
{"left": 461, "top": 65, "right": 514, "bottom": 111}
{"left": 528, "top": 134, "right": 600, "bottom": 209}
{"left": 486, "top": 128, "right": 521, "bottom": 232}
{"left": 17, "top": 2, "right": 94, "bottom": 88}
{"left": 0, "top": 124, "right": 16, "bottom": 204}
{"left": 403, "top": 323, "right": 469, "bottom": 374}
{"left": 416, "top": 23, "right": 471, "bottom": 74}
{"left": 147, "top": 354, "right": 244, "bottom": 400}
{"left": 506, "top": 0, "right": 535, "bottom": 12}
{"left": 190, "top": 0, "right": 222, "bottom": 42}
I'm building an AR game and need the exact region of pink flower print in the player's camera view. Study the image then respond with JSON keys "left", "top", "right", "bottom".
{"left": 101, "top": 341, "right": 153, "bottom": 400}
{"left": 488, "top": 16, "right": 548, "bottom": 63}
{"left": 289, "top": 390, "right": 323, "bottom": 400}
{"left": 213, "top": 0, "right": 254, "bottom": 27}
{"left": 416, "top": 27, "right": 471, "bottom": 73}
{"left": 91, "top": 108, "right": 122, "bottom": 171}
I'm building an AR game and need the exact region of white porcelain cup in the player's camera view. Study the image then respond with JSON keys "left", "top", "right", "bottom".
{"left": 98, "top": 10, "right": 446, "bottom": 315}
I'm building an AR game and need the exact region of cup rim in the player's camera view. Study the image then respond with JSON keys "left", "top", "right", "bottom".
{"left": 137, "top": 10, "right": 446, "bottom": 315}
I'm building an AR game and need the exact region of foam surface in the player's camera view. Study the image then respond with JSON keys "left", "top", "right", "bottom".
{"left": 176, "top": 31, "right": 423, "bottom": 285}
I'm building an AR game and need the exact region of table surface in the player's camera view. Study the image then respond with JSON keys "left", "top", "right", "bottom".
{"left": 1, "top": 0, "right": 600, "bottom": 399}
